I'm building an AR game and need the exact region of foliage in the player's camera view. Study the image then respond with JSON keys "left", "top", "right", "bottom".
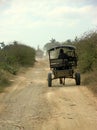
{"left": 43, "top": 38, "right": 60, "bottom": 51}
{"left": 0, "top": 70, "right": 11, "bottom": 92}
{"left": 74, "top": 31, "right": 97, "bottom": 73}
{"left": 62, "top": 39, "right": 72, "bottom": 45}
{"left": 3, "top": 42, "right": 36, "bottom": 67}
{"left": 82, "top": 70, "right": 97, "bottom": 95}
{"left": 0, "top": 41, "right": 36, "bottom": 90}
{"left": 72, "top": 30, "right": 97, "bottom": 95}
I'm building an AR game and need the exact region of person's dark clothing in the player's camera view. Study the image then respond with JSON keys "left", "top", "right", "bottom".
{"left": 58, "top": 49, "right": 68, "bottom": 59}
{"left": 57, "top": 49, "right": 68, "bottom": 70}
{"left": 58, "top": 53, "right": 68, "bottom": 59}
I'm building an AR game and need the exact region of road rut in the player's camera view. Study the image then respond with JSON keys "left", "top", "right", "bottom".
{"left": 0, "top": 59, "right": 97, "bottom": 130}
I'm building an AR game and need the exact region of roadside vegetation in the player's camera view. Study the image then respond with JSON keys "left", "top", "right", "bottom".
{"left": 74, "top": 31, "right": 97, "bottom": 95}
{"left": 0, "top": 41, "right": 36, "bottom": 92}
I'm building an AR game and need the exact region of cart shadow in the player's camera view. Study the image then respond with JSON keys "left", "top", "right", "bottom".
{"left": 51, "top": 79, "right": 78, "bottom": 88}
{"left": 52, "top": 84, "right": 77, "bottom": 88}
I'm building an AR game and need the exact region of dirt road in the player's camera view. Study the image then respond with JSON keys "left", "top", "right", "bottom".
{"left": 0, "top": 59, "right": 97, "bottom": 130}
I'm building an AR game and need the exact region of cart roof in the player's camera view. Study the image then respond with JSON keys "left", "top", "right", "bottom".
{"left": 48, "top": 45, "right": 76, "bottom": 52}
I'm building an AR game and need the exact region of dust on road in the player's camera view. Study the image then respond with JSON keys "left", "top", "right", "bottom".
{"left": 0, "top": 59, "right": 97, "bottom": 130}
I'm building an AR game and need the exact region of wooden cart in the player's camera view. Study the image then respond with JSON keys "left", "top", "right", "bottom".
{"left": 47, "top": 45, "right": 80, "bottom": 87}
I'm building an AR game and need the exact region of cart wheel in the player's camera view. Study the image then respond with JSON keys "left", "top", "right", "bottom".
{"left": 48, "top": 73, "right": 52, "bottom": 87}
{"left": 75, "top": 73, "right": 81, "bottom": 85}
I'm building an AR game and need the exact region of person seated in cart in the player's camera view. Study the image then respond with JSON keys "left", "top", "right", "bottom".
{"left": 58, "top": 49, "right": 69, "bottom": 70}
{"left": 58, "top": 49, "right": 68, "bottom": 59}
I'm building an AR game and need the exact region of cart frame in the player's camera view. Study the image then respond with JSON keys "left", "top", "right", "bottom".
{"left": 47, "top": 45, "right": 80, "bottom": 86}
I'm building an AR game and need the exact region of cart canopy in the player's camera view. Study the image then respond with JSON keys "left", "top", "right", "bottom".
{"left": 48, "top": 45, "right": 76, "bottom": 52}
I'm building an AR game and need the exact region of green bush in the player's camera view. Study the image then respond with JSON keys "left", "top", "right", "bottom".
{"left": 0, "top": 43, "right": 36, "bottom": 70}
{"left": 0, "top": 42, "right": 36, "bottom": 91}
{"left": 73, "top": 30, "right": 97, "bottom": 95}
{"left": 3, "top": 43, "right": 36, "bottom": 67}
{"left": 0, "top": 70, "right": 11, "bottom": 92}
{"left": 75, "top": 31, "right": 97, "bottom": 73}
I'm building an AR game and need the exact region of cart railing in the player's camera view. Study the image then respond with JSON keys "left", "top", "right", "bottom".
{"left": 50, "top": 59, "right": 68, "bottom": 68}
{"left": 50, "top": 57, "right": 77, "bottom": 69}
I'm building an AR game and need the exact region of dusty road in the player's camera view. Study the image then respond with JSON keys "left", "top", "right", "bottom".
{"left": 0, "top": 59, "right": 97, "bottom": 130}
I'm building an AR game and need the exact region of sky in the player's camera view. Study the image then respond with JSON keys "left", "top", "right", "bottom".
{"left": 0, "top": 0, "right": 97, "bottom": 49}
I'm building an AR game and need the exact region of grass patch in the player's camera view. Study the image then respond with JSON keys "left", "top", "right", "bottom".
{"left": 0, "top": 70, "right": 11, "bottom": 93}
{"left": 82, "top": 71, "right": 97, "bottom": 96}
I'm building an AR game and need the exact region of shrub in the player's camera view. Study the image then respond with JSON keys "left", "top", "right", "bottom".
{"left": 0, "top": 42, "right": 36, "bottom": 92}
{"left": 0, "top": 43, "right": 36, "bottom": 73}
{"left": 3, "top": 43, "right": 36, "bottom": 67}
{"left": 0, "top": 70, "right": 11, "bottom": 92}
{"left": 75, "top": 31, "right": 97, "bottom": 73}
{"left": 73, "top": 30, "right": 97, "bottom": 95}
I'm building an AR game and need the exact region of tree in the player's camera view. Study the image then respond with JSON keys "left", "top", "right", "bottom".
{"left": 43, "top": 38, "right": 60, "bottom": 51}
{"left": 0, "top": 42, "right": 5, "bottom": 49}
{"left": 50, "top": 38, "right": 56, "bottom": 44}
